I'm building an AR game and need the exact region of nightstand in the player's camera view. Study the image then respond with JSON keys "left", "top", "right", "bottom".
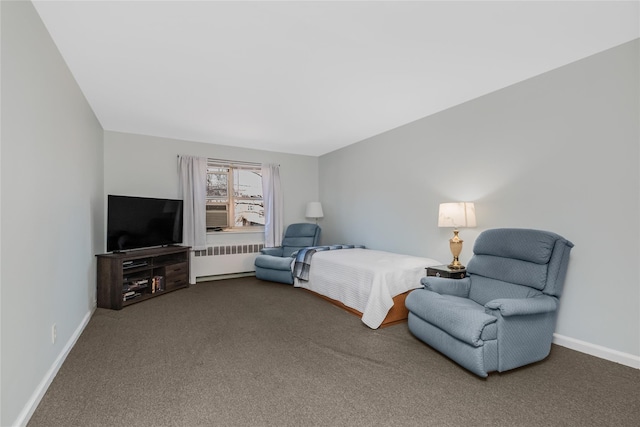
{"left": 426, "top": 265, "right": 466, "bottom": 279}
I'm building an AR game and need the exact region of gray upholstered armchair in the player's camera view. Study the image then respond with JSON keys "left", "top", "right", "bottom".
{"left": 254, "top": 223, "right": 321, "bottom": 284}
{"left": 406, "top": 228, "right": 574, "bottom": 377}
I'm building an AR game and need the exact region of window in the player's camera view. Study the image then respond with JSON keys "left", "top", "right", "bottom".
{"left": 206, "top": 161, "right": 264, "bottom": 230}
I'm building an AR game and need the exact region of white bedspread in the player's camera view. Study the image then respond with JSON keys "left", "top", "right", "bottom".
{"left": 293, "top": 248, "right": 441, "bottom": 329}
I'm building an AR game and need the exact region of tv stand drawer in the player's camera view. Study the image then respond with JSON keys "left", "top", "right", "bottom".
{"left": 165, "top": 262, "right": 188, "bottom": 278}
{"left": 164, "top": 262, "right": 189, "bottom": 290}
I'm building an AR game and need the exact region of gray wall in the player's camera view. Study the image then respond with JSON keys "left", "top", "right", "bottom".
{"left": 103, "top": 131, "right": 319, "bottom": 248}
{"left": 1, "top": 1, "right": 105, "bottom": 425}
{"left": 319, "top": 40, "right": 640, "bottom": 359}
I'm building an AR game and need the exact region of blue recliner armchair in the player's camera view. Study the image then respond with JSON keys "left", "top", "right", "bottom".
{"left": 254, "top": 223, "right": 321, "bottom": 284}
{"left": 406, "top": 228, "right": 574, "bottom": 377}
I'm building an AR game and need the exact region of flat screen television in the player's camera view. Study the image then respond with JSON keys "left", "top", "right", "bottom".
{"left": 107, "top": 195, "right": 184, "bottom": 252}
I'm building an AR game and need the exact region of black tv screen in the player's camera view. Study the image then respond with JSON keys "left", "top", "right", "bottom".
{"left": 107, "top": 195, "right": 184, "bottom": 252}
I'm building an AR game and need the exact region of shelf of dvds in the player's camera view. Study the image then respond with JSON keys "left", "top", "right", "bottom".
{"left": 96, "top": 246, "right": 190, "bottom": 310}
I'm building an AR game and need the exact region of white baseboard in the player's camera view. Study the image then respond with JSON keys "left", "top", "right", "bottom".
{"left": 553, "top": 333, "right": 640, "bottom": 369}
{"left": 13, "top": 307, "right": 95, "bottom": 427}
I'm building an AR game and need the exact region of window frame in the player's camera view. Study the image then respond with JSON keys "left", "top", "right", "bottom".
{"left": 206, "top": 161, "right": 264, "bottom": 232}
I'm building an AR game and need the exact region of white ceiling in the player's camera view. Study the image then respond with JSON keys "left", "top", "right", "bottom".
{"left": 32, "top": 1, "right": 639, "bottom": 156}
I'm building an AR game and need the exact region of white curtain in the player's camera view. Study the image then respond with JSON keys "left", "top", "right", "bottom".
{"left": 262, "top": 163, "right": 283, "bottom": 247}
{"left": 178, "top": 155, "right": 207, "bottom": 250}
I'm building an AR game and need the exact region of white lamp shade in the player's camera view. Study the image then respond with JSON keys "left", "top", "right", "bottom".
{"left": 438, "top": 202, "right": 476, "bottom": 228}
{"left": 305, "top": 202, "right": 324, "bottom": 219}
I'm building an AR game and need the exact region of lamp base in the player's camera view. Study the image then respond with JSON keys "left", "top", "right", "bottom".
{"left": 448, "top": 229, "right": 465, "bottom": 270}
{"left": 447, "top": 260, "right": 465, "bottom": 270}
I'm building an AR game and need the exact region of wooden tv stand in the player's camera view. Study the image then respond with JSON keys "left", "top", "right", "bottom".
{"left": 96, "top": 246, "right": 190, "bottom": 310}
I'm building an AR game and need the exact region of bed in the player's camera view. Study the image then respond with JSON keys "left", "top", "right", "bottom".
{"left": 293, "top": 247, "right": 441, "bottom": 329}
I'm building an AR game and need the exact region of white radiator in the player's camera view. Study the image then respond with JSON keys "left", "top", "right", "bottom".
{"left": 190, "top": 243, "right": 264, "bottom": 282}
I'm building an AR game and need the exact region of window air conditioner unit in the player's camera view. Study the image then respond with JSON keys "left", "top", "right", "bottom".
{"left": 206, "top": 205, "right": 229, "bottom": 229}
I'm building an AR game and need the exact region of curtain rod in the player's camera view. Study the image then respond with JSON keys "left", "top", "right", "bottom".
{"left": 176, "top": 155, "right": 263, "bottom": 167}
{"left": 177, "top": 155, "right": 279, "bottom": 167}
{"left": 208, "top": 157, "right": 262, "bottom": 167}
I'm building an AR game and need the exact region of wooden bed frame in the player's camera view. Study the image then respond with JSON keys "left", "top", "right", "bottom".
{"left": 303, "top": 289, "right": 411, "bottom": 328}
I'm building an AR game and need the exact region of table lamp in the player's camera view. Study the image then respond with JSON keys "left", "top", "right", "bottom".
{"left": 438, "top": 202, "right": 476, "bottom": 269}
{"left": 305, "top": 202, "right": 324, "bottom": 224}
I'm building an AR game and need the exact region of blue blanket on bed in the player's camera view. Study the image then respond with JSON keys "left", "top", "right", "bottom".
{"left": 293, "top": 245, "right": 365, "bottom": 281}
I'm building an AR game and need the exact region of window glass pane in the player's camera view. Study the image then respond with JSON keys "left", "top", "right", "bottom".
{"left": 234, "top": 200, "right": 264, "bottom": 226}
{"left": 233, "top": 169, "right": 262, "bottom": 198}
{"left": 234, "top": 169, "right": 263, "bottom": 226}
{"left": 207, "top": 168, "right": 228, "bottom": 199}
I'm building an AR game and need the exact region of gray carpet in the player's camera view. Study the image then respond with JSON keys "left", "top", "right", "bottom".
{"left": 28, "top": 277, "right": 639, "bottom": 426}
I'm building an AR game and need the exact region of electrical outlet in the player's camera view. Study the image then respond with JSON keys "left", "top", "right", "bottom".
{"left": 52, "top": 324, "right": 57, "bottom": 344}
